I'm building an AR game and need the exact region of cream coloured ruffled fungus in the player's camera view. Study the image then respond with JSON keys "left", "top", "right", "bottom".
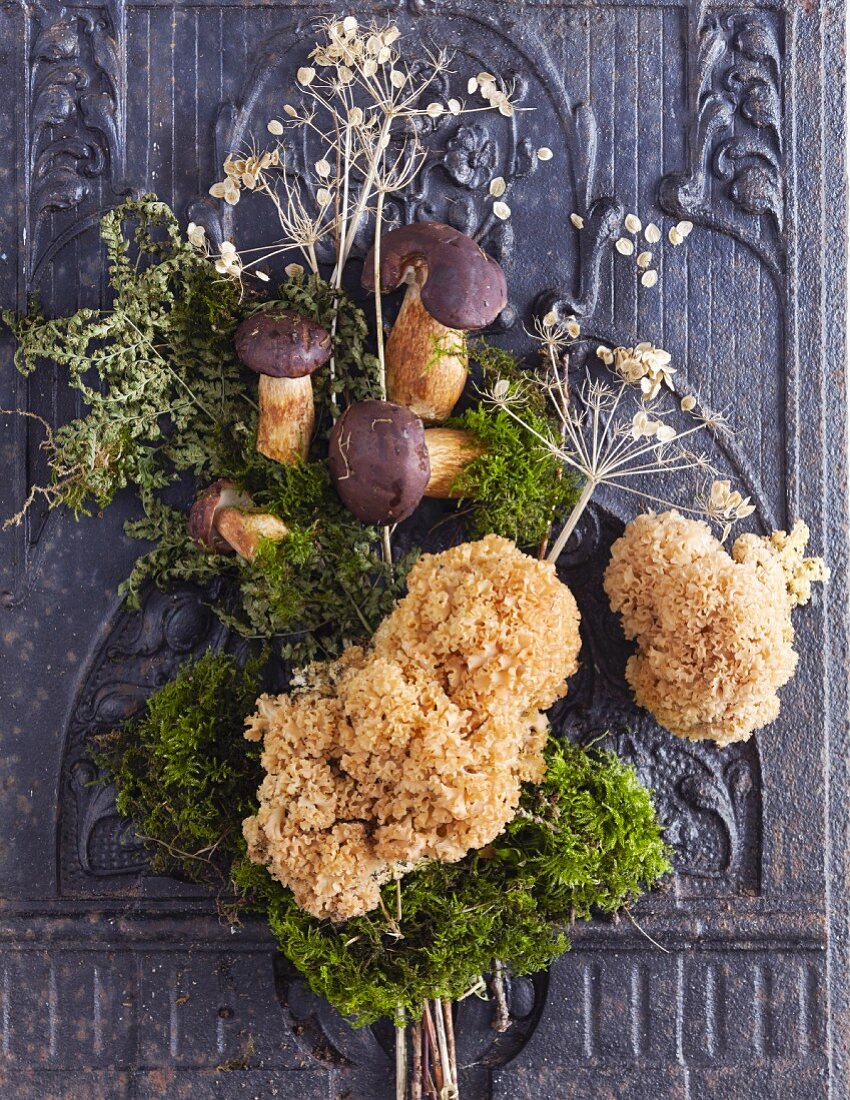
{"left": 243, "top": 534, "right": 581, "bottom": 922}
{"left": 603, "top": 511, "right": 828, "bottom": 747}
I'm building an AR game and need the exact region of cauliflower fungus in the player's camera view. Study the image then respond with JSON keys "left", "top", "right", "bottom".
{"left": 604, "top": 511, "right": 828, "bottom": 747}
{"left": 243, "top": 534, "right": 581, "bottom": 921}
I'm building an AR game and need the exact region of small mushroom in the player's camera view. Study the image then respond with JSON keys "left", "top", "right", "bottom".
{"left": 422, "top": 428, "right": 486, "bottom": 498}
{"left": 235, "top": 309, "right": 332, "bottom": 464}
{"left": 362, "top": 223, "right": 508, "bottom": 422}
{"left": 189, "top": 479, "right": 289, "bottom": 562}
{"left": 328, "top": 400, "right": 431, "bottom": 525}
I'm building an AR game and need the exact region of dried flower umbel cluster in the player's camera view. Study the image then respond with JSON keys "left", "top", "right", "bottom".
{"left": 488, "top": 313, "right": 746, "bottom": 563}
{"left": 203, "top": 18, "right": 534, "bottom": 305}
{"left": 605, "top": 511, "right": 828, "bottom": 746}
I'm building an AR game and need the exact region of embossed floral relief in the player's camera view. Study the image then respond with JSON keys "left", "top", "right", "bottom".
{"left": 661, "top": 10, "right": 784, "bottom": 281}
{"left": 28, "top": 5, "right": 125, "bottom": 274}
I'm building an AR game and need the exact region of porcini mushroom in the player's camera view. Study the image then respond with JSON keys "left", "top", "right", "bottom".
{"left": 362, "top": 223, "right": 508, "bottom": 422}
{"left": 328, "top": 400, "right": 430, "bottom": 525}
{"left": 235, "top": 309, "right": 332, "bottom": 464}
{"left": 189, "top": 479, "right": 289, "bottom": 562}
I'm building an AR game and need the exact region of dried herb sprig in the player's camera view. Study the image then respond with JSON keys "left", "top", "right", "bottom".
{"left": 483, "top": 313, "right": 754, "bottom": 561}
{"left": 3, "top": 196, "right": 245, "bottom": 516}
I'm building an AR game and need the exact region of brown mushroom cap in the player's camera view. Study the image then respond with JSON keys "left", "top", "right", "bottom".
{"left": 189, "top": 479, "right": 254, "bottom": 552}
{"left": 328, "top": 400, "right": 431, "bottom": 525}
{"left": 361, "top": 222, "right": 508, "bottom": 331}
{"left": 235, "top": 309, "right": 332, "bottom": 379}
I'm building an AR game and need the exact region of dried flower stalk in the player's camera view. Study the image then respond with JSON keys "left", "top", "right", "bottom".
{"left": 485, "top": 314, "right": 753, "bottom": 563}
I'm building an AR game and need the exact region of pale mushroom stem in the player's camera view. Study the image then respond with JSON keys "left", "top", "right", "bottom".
{"left": 387, "top": 281, "right": 469, "bottom": 423}
{"left": 256, "top": 374, "right": 315, "bottom": 465}
{"left": 215, "top": 507, "right": 289, "bottom": 562}
{"left": 423, "top": 428, "right": 485, "bottom": 498}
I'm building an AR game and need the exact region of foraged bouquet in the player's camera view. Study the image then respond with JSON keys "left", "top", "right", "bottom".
{"left": 3, "top": 17, "right": 826, "bottom": 1099}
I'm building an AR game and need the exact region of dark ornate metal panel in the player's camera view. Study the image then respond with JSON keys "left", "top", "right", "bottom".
{"left": 0, "top": 2, "right": 846, "bottom": 1098}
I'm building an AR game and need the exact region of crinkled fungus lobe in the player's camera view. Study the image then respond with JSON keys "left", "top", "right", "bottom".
{"left": 328, "top": 399, "right": 431, "bottom": 525}
{"left": 243, "top": 534, "right": 582, "bottom": 922}
{"left": 604, "top": 511, "right": 828, "bottom": 746}
{"left": 235, "top": 308, "right": 332, "bottom": 464}
{"left": 362, "top": 222, "right": 508, "bottom": 421}
{"left": 189, "top": 478, "right": 288, "bottom": 561}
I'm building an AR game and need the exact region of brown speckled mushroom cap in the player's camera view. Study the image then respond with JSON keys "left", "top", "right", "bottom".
{"left": 361, "top": 222, "right": 508, "bottom": 331}
{"left": 189, "top": 479, "right": 254, "bottom": 553}
{"left": 328, "top": 400, "right": 431, "bottom": 525}
{"left": 235, "top": 309, "right": 332, "bottom": 379}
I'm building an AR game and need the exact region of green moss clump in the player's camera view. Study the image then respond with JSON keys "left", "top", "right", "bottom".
{"left": 231, "top": 737, "right": 671, "bottom": 1025}
{"left": 94, "top": 650, "right": 264, "bottom": 882}
{"left": 100, "top": 653, "right": 670, "bottom": 1025}
{"left": 450, "top": 405, "right": 580, "bottom": 547}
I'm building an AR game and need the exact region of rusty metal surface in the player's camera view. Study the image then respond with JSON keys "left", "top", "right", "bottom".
{"left": 0, "top": 2, "right": 847, "bottom": 1098}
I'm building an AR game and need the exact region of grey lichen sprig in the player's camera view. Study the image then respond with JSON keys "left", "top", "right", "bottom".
{"left": 485, "top": 312, "right": 753, "bottom": 563}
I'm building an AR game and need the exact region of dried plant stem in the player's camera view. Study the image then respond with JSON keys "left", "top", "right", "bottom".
{"left": 433, "top": 999, "right": 457, "bottom": 1098}
{"left": 411, "top": 1019, "right": 424, "bottom": 1100}
{"left": 442, "top": 999, "right": 458, "bottom": 1096}
{"left": 370, "top": 186, "right": 395, "bottom": 568}
{"left": 340, "top": 113, "right": 393, "bottom": 266}
{"left": 373, "top": 187, "right": 388, "bottom": 398}
{"left": 422, "top": 1002, "right": 443, "bottom": 1094}
{"left": 490, "top": 961, "right": 511, "bottom": 1032}
{"left": 396, "top": 1009, "right": 408, "bottom": 1100}
{"left": 545, "top": 479, "right": 596, "bottom": 564}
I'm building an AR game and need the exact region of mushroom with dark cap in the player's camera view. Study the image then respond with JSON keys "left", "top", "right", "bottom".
{"left": 362, "top": 223, "right": 508, "bottom": 422}
{"left": 235, "top": 309, "right": 332, "bottom": 464}
{"left": 328, "top": 400, "right": 431, "bottom": 525}
{"left": 189, "top": 479, "right": 289, "bottom": 562}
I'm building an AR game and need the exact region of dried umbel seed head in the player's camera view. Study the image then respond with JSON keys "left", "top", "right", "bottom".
{"left": 234, "top": 308, "right": 332, "bottom": 464}
{"left": 328, "top": 399, "right": 431, "bottom": 525}
{"left": 362, "top": 223, "right": 508, "bottom": 422}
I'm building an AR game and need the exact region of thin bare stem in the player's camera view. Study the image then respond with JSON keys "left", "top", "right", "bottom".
{"left": 490, "top": 961, "right": 511, "bottom": 1033}
{"left": 411, "top": 1019, "right": 424, "bottom": 1100}
{"left": 546, "top": 478, "right": 596, "bottom": 564}
{"left": 396, "top": 1010, "right": 408, "bottom": 1100}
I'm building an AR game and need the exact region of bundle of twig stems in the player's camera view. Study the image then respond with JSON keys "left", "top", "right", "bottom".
{"left": 396, "top": 999, "right": 459, "bottom": 1099}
